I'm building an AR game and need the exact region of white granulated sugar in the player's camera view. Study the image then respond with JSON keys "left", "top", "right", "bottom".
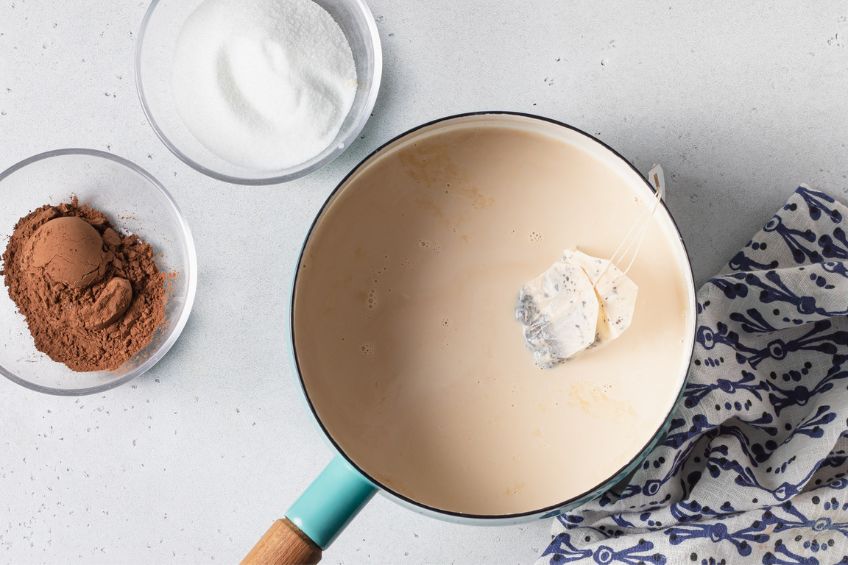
{"left": 515, "top": 250, "right": 638, "bottom": 369}
{"left": 172, "top": 0, "right": 357, "bottom": 171}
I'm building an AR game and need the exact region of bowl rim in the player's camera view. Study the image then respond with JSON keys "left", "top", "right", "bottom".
{"left": 0, "top": 148, "right": 198, "bottom": 396}
{"left": 289, "top": 111, "right": 699, "bottom": 520}
{"left": 134, "top": 0, "right": 383, "bottom": 186}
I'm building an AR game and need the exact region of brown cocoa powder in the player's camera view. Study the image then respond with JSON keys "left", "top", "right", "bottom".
{"left": 1, "top": 198, "right": 167, "bottom": 371}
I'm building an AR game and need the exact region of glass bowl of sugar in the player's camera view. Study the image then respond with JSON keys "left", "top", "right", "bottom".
{"left": 135, "top": 0, "right": 382, "bottom": 185}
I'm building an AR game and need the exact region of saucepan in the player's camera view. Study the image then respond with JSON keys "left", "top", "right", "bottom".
{"left": 243, "top": 112, "right": 697, "bottom": 564}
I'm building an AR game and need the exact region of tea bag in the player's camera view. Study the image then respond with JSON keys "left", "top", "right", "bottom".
{"left": 515, "top": 165, "right": 665, "bottom": 368}
{"left": 515, "top": 255, "right": 600, "bottom": 369}
{"left": 568, "top": 250, "right": 639, "bottom": 344}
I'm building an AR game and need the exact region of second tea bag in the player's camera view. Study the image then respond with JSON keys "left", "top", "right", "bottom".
{"left": 569, "top": 250, "right": 638, "bottom": 344}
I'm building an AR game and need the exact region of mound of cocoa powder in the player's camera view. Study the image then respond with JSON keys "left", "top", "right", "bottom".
{"left": 1, "top": 198, "right": 167, "bottom": 371}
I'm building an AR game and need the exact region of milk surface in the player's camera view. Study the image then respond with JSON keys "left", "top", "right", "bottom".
{"left": 294, "top": 115, "right": 695, "bottom": 515}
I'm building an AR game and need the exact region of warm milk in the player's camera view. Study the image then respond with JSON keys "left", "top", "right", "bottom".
{"left": 293, "top": 115, "right": 696, "bottom": 515}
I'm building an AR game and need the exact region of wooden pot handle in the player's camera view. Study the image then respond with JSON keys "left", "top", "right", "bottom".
{"left": 241, "top": 519, "right": 322, "bottom": 565}
{"left": 242, "top": 457, "right": 376, "bottom": 564}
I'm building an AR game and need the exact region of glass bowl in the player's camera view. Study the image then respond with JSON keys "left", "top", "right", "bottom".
{"left": 135, "top": 0, "right": 383, "bottom": 185}
{"left": 0, "top": 149, "right": 198, "bottom": 395}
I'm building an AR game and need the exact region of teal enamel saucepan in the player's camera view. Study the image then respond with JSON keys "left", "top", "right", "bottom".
{"left": 243, "top": 113, "right": 697, "bottom": 564}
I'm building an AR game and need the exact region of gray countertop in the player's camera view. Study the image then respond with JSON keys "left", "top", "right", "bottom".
{"left": 2, "top": 1, "right": 848, "bottom": 563}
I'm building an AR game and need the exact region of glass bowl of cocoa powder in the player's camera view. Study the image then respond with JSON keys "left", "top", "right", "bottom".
{"left": 0, "top": 149, "right": 197, "bottom": 395}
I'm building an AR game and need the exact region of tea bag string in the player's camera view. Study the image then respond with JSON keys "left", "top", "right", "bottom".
{"left": 593, "top": 164, "right": 666, "bottom": 284}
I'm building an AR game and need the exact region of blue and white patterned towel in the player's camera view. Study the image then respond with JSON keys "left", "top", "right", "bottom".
{"left": 538, "top": 187, "right": 848, "bottom": 565}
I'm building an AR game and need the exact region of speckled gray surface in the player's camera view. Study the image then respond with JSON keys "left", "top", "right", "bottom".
{"left": 2, "top": 1, "right": 848, "bottom": 563}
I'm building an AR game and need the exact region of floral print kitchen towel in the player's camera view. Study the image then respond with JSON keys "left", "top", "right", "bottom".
{"left": 538, "top": 187, "right": 848, "bottom": 565}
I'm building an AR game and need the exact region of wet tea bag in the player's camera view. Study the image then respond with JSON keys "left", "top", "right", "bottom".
{"left": 515, "top": 165, "right": 665, "bottom": 368}
{"left": 568, "top": 250, "right": 639, "bottom": 344}
{"left": 515, "top": 255, "right": 600, "bottom": 369}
